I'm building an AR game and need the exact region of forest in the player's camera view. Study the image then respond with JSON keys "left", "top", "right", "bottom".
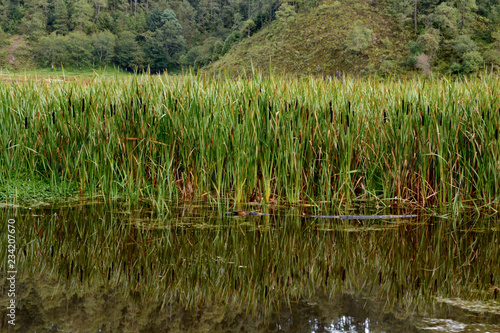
{"left": 0, "top": 0, "right": 500, "bottom": 74}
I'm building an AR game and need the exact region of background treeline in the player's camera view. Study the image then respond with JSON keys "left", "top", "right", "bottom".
{"left": 0, "top": 0, "right": 288, "bottom": 71}
{"left": 391, "top": 0, "right": 500, "bottom": 74}
{"left": 0, "top": 0, "right": 499, "bottom": 73}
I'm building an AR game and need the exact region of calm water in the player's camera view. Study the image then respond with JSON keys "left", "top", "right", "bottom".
{"left": 0, "top": 200, "right": 499, "bottom": 332}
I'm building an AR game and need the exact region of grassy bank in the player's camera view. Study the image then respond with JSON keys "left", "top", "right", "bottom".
{"left": 1, "top": 72, "right": 499, "bottom": 207}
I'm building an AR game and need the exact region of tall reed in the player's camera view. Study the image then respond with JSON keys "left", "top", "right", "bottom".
{"left": 1, "top": 72, "right": 499, "bottom": 207}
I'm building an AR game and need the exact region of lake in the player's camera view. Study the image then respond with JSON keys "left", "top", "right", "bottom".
{"left": 0, "top": 201, "right": 499, "bottom": 332}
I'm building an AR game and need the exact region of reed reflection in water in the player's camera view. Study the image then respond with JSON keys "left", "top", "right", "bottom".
{"left": 0, "top": 202, "right": 499, "bottom": 332}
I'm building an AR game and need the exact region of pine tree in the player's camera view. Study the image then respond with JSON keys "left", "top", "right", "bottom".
{"left": 144, "top": 9, "right": 185, "bottom": 70}
{"left": 70, "top": 0, "right": 93, "bottom": 32}
{"left": 456, "top": 0, "right": 478, "bottom": 30}
{"left": 53, "top": 0, "right": 70, "bottom": 34}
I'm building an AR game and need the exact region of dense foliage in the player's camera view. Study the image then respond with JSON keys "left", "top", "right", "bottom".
{"left": 401, "top": 1, "right": 500, "bottom": 73}
{"left": 0, "top": 0, "right": 288, "bottom": 71}
{"left": 0, "top": 0, "right": 499, "bottom": 73}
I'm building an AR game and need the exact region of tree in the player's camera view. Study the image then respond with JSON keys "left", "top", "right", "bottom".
{"left": 70, "top": 0, "right": 93, "bottom": 32}
{"left": 483, "top": 49, "right": 500, "bottom": 70}
{"left": 429, "top": 2, "right": 459, "bottom": 39}
{"left": 461, "top": 50, "right": 483, "bottom": 72}
{"left": 179, "top": 45, "right": 202, "bottom": 67}
{"left": 147, "top": 7, "right": 164, "bottom": 31}
{"left": 416, "top": 53, "right": 432, "bottom": 74}
{"left": 456, "top": 0, "right": 478, "bottom": 30}
{"left": 92, "top": 30, "right": 115, "bottom": 65}
{"left": 196, "top": 0, "right": 222, "bottom": 33}
{"left": 20, "top": 0, "right": 49, "bottom": 40}
{"left": 390, "top": 0, "right": 414, "bottom": 30}
{"left": 0, "top": 27, "right": 5, "bottom": 47}
{"left": 35, "top": 32, "right": 68, "bottom": 67}
{"left": 276, "top": 1, "right": 295, "bottom": 27}
{"left": 96, "top": 12, "right": 113, "bottom": 32}
{"left": 414, "top": 0, "right": 418, "bottom": 32}
{"left": 52, "top": 0, "right": 70, "bottom": 34}
{"left": 115, "top": 31, "right": 141, "bottom": 70}
{"left": 211, "top": 39, "right": 223, "bottom": 60}
{"left": 143, "top": 9, "right": 185, "bottom": 70}
{"left": 21, "top": 11, "right": 46, "bottom": 40}
{"left": 232, "top": 12, "right": 244, "bottom": 30}
{"left": 453, "top": 34, "right": 477, "bottom": 55}
{"left": 66, "top": 31, "right": 93, "bottom": 67}
{"left": 451, "top": 35, "right": 482, "bottom": 73}
{"left": 416, "top": 28, "right": 441, "bottom": 59}
{"left": 222, "top": 30, "right": 240, "bottom": 54}
{"left": 240, "top": 19, "right": 255, "bottom": 38}
{"left": 169, "top": 0, "right": 200, "bottom": 46}
{"left": 492, "top": 27, "right": 500, "bottom": 51}
{"left": 93, "top": 0, "right": 107, "bottom": 21}
{"left": 0, "top": 1, "right": 7, "bottom": 31}
{"left": 3, "top": 2, "right": 24, "bottom": 33}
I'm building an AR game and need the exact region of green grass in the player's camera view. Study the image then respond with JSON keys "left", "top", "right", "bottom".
{"left": 0, "top": 65, "right": 133, "bottom": 81}
{"left": 1, "top": 71, "right": 500, "bottom": 208}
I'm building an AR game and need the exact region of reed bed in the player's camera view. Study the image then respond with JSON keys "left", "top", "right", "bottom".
{"left": 1, "top": 73, "right": 500, "bottom": 207}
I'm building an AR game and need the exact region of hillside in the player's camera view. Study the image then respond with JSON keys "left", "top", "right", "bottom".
{"left": 206, "top": 0, "right": 412, "bottom": 76}
{"left": 0, "top": 35, "right": 36, "bottom": 71}
{"left": 0, "top": 0, "right": 499, "bottom": 75}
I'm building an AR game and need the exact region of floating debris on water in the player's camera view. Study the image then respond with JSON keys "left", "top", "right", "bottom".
{"left": 226, "top": 211, "right": 270, "bottom": 216}
{"left": 311, "top": 214, "right": 418, "bottom": 220}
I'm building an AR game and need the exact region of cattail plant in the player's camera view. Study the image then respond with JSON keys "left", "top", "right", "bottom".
{"left": 0, "top": 72, "right": 499, "bottom": 208}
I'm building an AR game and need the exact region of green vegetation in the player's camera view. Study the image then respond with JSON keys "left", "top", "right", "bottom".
{"left": 0, "top": 0, "right": 284, "bottom": 71}
{"left": 0, "top": 177, "right": 75, "bottom": 201}
{"left": 207, "top": 0, "right": 410, "bottom": 76}
{"left": 1, "top": 73, "right": 500, "bottom": 207}
{"left": 207, "top": 0, "right": 500, "bottom": 75}
{"left": 1, "top": 0, "right": 500, "bottom": 75}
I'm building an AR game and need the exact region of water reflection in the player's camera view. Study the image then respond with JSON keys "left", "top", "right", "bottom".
{"left": 0, "top": 202, "right": 499, "bottom": 332}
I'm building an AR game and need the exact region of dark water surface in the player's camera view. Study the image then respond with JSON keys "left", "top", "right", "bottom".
{"left": 0, "top": 201, "right": 499, "bottom": 332}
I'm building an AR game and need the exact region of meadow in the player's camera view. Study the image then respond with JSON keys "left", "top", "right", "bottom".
{"left": 1, "top": 72, "right": 500, "bottom": 209}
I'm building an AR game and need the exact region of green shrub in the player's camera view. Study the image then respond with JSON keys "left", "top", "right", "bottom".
{"left": 345, "top": 23, "right": 372, "bottom": 53}
{"left": 0, "top": 27, "right": 6, "bottom": 47}
{"left": 181, "top": 46, "right": 202, "bottom": 67}
{"left": 461, "top": 51, "right": 483, "bottom": 73}
{"left": 416, "top": 29, "right": 441, "bottom": 58}
{"left": 211, "top": 40, "right": 223, "bottom": 61}
{"left": 483, "top": 49, "right": 500, "bottom": 69}
{"left": 381, "top": 37, "right": 393, "bottom": 49}
{"left": 450, "top": 62, "right": 462, "bottom": 74}
{"left": 452, "top": 35, "right": 477, "bottom": 56}
{"left": 378, "top": 60, "right": 397, "bottom": 76}
{"left": 406, "top": 55, "right": 417, "bottom": 68}
{"left": 222, "top": 31, "right": 240, "bottom": 55}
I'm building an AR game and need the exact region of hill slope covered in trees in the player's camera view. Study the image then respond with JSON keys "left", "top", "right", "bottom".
{"left": 0, "top": 0, "right": 499, "bottom": 75}
{"left": 207, "top": 0, "right": 500, "bottom": 76}
{"left": 206, "top": 0, "right": 410, "bottom": 76}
